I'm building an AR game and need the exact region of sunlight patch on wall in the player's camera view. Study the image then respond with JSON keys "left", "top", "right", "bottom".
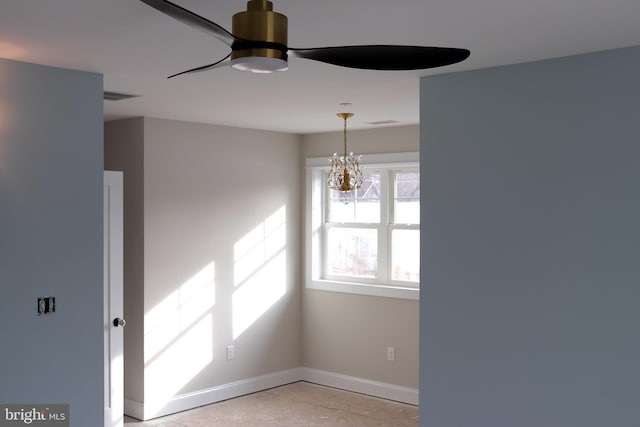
{"left": 233, "top": 206, "right": 287, "bottom": 339}
{"left": 143, "top": 262, "right": 216, "bottom": 416}
{"left": 0, "top": 42, "right": 27, "bottom": 60}
{"left": 145, "top": 313, "right": 213, "bottom": 416}
{"left": 234, "top": 206, "right": 287, "bottom": 285}
{"left": 232, "top": 251, "right": 287, "bottom": 340}
{"left": 144, "top": 262, "right": 216, "bottom": 362}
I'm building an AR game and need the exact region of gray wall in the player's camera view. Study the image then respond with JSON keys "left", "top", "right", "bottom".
{"left": 0, "top": 59, "right": 104, "bottom": 425}
{"left": 419, "top": 46, "right": 640, "bottom": 426}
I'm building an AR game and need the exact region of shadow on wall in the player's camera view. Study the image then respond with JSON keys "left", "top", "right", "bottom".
{"left": 142, "top": 205, "right": 288, "bottom": 417}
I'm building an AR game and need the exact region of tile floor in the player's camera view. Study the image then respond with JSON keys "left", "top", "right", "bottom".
{"left": 124, "top": 381, "right": 418, "bottom": 426}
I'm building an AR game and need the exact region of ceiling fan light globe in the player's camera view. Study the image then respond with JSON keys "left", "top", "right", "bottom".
{"left": 230, "top": 56, "right": 288, "bottom": 73}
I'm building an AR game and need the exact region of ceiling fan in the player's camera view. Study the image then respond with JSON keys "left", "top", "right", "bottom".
{"left": 138, "top": 0, "right": 470, "bottom": 78}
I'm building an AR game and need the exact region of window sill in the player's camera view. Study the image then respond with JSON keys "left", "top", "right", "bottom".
{"left": 306, "top": 279, "right": 419, "bottom": 300}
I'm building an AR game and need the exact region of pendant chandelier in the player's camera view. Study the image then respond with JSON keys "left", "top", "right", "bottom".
{"left": 327, "top": 112, "right": 364, "bottom": 192}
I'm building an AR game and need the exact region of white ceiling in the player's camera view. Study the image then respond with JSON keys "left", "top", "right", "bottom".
{"left": 1, "top": 0, "right": 639, "bottom": 134}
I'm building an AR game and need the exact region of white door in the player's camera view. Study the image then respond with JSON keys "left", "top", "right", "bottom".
{"left": 104, "top": 171, "right": 124, "bottom": 427}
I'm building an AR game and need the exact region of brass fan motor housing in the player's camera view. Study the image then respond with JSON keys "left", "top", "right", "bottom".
{"left": 232, "top": 0, "right": 288, "bottom": 61}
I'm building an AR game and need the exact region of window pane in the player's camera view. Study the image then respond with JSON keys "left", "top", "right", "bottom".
{"left": 328, "top": 173, "right": 380, "bottom": 223}
{"left": 326, "top": 227, "right": 377, "bottom": 278}
{"left": 328, "top": 191, "right": 355, "bottom": 222}
{"left": 391, "top": 229, "right": 419, "bottom": 282}
{"left": 394, "top": 172, "right": 419, "bottom": 224}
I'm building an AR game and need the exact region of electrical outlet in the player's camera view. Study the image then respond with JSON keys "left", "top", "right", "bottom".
{"left": 387, "top": 346, "right": 395, "bottom": 362}
{"left": 227, "top": 345, "right": 235, "bottom": 360}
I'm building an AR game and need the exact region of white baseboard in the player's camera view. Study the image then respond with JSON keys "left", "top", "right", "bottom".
{"left": 123, "top": 398, "right": 144, "bottom": 421}
{"left": 124, "top": 367, "right": 418, "bottom": 421}
{"left": 300, "top": 368, "right": 419, "bottom": 406}
{"left": 125, "top": 367, "right": 302, "bottom": 420}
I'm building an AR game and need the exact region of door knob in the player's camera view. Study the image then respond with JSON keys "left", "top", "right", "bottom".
{"left": 113, "top": 318, "right": 126, "bottom": 327}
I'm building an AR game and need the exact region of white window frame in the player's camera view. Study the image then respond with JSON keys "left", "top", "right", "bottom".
{"left": 305, "top": 152, "right": 420, "bottom": 300}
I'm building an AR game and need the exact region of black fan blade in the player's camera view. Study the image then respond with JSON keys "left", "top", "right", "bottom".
{"left": 289, "top": 45, "right": 469, "bottom": 70}
{"left": 167, "top": 54, "right": 231, "bottom": 79}
{"left": 138, "top": 0, "right": 237, "bottom": 47}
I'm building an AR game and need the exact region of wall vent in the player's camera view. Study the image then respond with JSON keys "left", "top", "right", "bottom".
{"left": 103, "top": 91, "right": 140, "bottom": 101}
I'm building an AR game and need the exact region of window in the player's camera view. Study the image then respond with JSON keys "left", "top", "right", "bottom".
{"left": 306, "top": 152, "right": 419, "bottom": 300}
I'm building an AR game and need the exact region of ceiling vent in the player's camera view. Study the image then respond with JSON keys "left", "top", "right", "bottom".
{"left": 365, "top": 120, "right": 399, "bottom": 126}
{"left": 103, "top": 91, "right": 140, "bottom": 101}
